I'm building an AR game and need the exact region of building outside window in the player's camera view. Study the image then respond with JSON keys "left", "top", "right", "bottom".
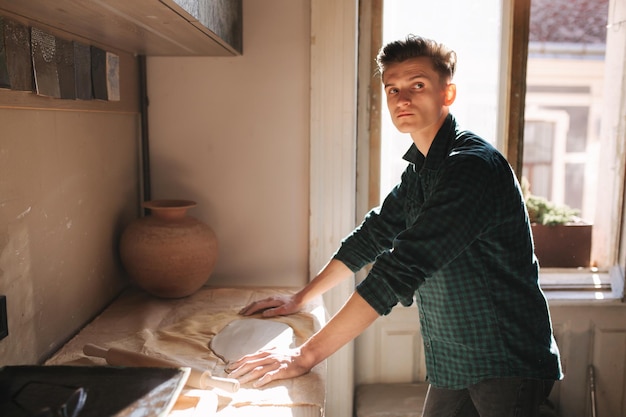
{"left": 523, "top": 0, "right": 607, "bottom": 246}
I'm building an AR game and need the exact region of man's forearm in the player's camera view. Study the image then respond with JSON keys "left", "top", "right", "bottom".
{"left": 295, "top": 258, "right": 355, "bottom": 305}
{"left": 298, "top": 290, "right": 379, "bottom": 368}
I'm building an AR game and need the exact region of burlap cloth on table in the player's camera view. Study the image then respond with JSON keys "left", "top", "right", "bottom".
{"left": 150, "top": 311, "right": 324, "bottom": 410}
{"left": 45, "top": 287, "right": 326, "bottom": 412}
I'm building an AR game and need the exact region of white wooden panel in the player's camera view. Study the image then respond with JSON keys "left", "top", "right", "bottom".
{"left": 309, "top": 1, "right": 359, "bottom": 416}
{"left": 548, "top": 303, "right": 626, "bottom": 417}
{"left": 356, "top": 305, "right": 426, "bottom": 384}
{"left": 551, "top": 318, "right": 594, "bottom": 417}
{"left": 593, "top": 327, "right": 626, "bottom": 417}
{"left": 356, "top": 301, "right": 626, "bottom": 417}
{"left": 379, "top": 326, "right": 419, "bottom": 382}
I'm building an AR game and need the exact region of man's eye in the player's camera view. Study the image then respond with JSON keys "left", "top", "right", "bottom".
{"left": 387, "top": 88, "right": 399, "bottom": 94}
{"left": 414, "top": 83, "right": 424, "bottom": 89}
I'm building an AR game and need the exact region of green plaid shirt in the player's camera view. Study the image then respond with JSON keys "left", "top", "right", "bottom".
{"left": 334, "top": 114, "right": 562, "bottom": 389}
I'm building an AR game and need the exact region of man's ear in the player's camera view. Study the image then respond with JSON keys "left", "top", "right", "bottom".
{"left": 444, "top": 83, "right": 457, "bottom": 106}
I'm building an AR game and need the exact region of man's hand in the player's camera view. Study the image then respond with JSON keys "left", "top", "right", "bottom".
{"left": 239, "top": 260, "right": 354, "bottom": 317}
{"left": 238, "top": 294, "right": 304, "bottom": 317}
{"left": 232, "top": 291, "right": 379, "bottom": 389}
{"left": 226, "top": 347, "right": 313, "bottom": 387}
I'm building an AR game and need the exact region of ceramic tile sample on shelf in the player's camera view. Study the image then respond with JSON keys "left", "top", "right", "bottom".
{"left": 31, "top": 26, "right": 61, "bottom": 98}
{"left": 55, "top": 37, "right": 76, "bottom": 99}
{"left": 73, "top": 41, "right": 92, "bottom": 100}
{"left": 106, "top": 51, "right": 120, "bottom": 101}
{"left": 91, "top": 46, "right": 120, "bottom": 101}
{"left": 0, "top": 17, "right": 10, "bottom": 89}
{"left": 2, "top": 17, "right": 32, "bottom": 91}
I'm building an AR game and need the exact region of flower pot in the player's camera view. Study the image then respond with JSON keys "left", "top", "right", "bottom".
{"left": 120, "top": 199, "right": 218, "bottom": 298}
{"left": 531, "top": 223, "right": 592, "bottom": 268}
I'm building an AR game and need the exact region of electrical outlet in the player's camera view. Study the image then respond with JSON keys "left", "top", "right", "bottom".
{"left": 0, "top": 295, "right": 7, "bottom": 340}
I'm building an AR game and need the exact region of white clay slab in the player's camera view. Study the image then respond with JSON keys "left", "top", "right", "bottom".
{"left": 209, "top": 318, "right": 295, "bottom": 364}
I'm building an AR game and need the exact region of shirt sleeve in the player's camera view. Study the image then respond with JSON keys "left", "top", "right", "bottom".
{"left": 355, "top": 152, "right": 497, "bottom": 315}
{"left": 333, "top": 166, "right": 413, "bottom": 272}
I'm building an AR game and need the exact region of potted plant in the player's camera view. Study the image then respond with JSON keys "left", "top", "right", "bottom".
{"left": 522, "top": 178, "right": 592, "bottom": 268}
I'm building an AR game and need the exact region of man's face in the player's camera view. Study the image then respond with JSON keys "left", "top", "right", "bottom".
{"left": 382, "top": 57, "right": 455, "bottom": 136}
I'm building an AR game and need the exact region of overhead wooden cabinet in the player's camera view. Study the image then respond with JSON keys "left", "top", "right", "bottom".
{"left": 0, "top": 0, "right": 242, "bottom": 56}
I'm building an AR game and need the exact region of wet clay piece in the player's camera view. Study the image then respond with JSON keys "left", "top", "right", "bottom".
{"left": 209, "top": 318, "right": 295, "bottom": 364}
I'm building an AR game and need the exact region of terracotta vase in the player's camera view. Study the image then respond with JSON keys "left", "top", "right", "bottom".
{"left": 120, "top": 199, "right": 218, "bottom": 298}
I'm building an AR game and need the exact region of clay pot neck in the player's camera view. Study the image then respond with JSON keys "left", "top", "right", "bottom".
{"left": 142, "top": 199, "right": 197, "bottom": 221}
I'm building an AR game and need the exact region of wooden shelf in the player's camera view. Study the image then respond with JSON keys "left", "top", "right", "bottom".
{"left": 0, "top": 0, "right": 242, "bottom": 56}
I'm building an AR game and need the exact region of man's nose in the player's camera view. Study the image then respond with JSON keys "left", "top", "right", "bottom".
{"left": 396, "top": 90, "right": 411, "bottom": 105}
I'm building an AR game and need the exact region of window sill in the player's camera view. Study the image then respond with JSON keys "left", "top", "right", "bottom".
{"left": 541, "top": 266, "right": 624, "bottom": 303}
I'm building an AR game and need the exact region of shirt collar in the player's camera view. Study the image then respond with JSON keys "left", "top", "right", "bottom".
{"left": 402, "top": 113, "right": 457, "bottom": 170}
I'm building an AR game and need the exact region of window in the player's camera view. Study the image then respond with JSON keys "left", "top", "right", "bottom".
{"left": 379, "top": 0, "right": 504, "bottom": 201}
{"left": 523, "top": 0, "right": 608, "bottom": 267}
{"left": 366, "top": 0, "right": 625, "bottom": 298}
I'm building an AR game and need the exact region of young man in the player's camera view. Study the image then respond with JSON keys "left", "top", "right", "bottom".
{"left": 228, "top": 35, "right": 562, "bottom": 416}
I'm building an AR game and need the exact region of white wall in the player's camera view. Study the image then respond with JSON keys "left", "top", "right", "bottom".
{"left": 146, "top": 0, "right": 311, "bottom": 288}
